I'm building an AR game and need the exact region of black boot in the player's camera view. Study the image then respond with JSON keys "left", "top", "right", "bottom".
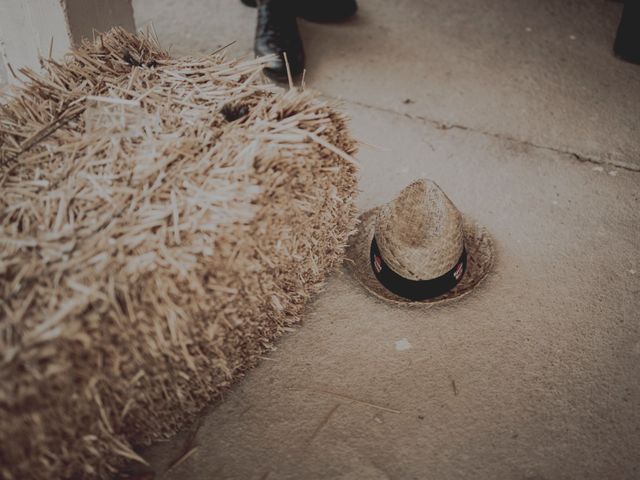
{"left": 614, "top": 1, "right": 640, "bottom": 65}
{"left": 254, "top": 0, "right": 305, "bottom": 81}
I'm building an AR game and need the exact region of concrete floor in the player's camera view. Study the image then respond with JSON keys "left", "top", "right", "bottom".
{"left": 132, "top": 0, "right": 640, "bottom": 479}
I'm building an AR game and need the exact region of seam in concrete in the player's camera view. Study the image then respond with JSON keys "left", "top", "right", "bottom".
{"left": 0, "top": 39, "right": 8, "bottom": 85}
{"left": 58, "top": 0, "right": 77, "bottom": 46}
{"left": 333, "top": 97, "right": 640, "bottom": 174}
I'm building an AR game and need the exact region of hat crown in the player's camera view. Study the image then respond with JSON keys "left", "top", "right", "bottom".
{"left": 374, "top": 179, "right": 464, "bottom": 281}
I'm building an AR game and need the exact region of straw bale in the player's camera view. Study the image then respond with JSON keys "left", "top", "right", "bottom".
{"left": 0, "top": 28, "right": 358, "bottom": 479}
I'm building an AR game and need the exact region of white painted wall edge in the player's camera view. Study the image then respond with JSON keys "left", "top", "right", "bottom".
{"left": 0, "top": 0, "right": 135, "bottom": 85}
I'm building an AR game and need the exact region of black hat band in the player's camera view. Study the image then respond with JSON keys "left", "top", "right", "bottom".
{"left": 370, "top": 236, "right": 467, "bottom": 301}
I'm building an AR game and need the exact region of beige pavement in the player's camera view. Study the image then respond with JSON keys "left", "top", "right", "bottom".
{"left": 132, "top": 0, "right": 640, "bottom": 478}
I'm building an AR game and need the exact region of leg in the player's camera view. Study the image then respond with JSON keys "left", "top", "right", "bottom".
{"left": 254, "top": 0, "right": 305, "bottom": 81}
{"left": 614, "top": 1, "right": 640, "bottom": 64}
{"left": 298, "top": 0, "right": 358, "bottom": 23}
{"left": 241, "top": 0, "right": 359, "bottom": 23}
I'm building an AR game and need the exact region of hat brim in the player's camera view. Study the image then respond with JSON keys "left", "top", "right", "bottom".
{"left": 345, "top": 207, "right": 495, "bottom": 306}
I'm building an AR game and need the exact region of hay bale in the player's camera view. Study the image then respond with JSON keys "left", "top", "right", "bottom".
{"left": 0, "top": 28, "right": 358, "bottom": 479}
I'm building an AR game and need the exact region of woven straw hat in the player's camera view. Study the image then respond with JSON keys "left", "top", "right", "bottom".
{"left": 346, "top": 179, "right": 494, "bottom": 305}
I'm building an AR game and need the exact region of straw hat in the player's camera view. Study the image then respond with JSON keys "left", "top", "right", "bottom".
{"left": 346, "top": 179, "right": 494, "bottom": 305}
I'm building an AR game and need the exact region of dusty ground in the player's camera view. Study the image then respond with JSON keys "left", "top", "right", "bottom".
{"left": 132, "top": 0, "right": 640, "bottom": 479}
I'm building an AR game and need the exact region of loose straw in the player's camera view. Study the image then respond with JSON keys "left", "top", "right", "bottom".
{"left": 0, "top": 27, "right": 358, "bottom": 480}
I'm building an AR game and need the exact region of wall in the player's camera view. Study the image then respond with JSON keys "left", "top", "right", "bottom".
{"left": 0, "top": 0, "right": 134, "bottom": 85}
{"left": 0, "top": 0, "right": 71, "bottom": 84}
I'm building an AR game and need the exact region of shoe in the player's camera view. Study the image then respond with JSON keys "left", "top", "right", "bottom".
{"left": 240, "top": 0, "right": 358, "bottom": 23}
{"left": 298, "top": 0, "right": 358, "bottom": 23}
{"left": 254, "top": 0, "right": 305, "bottom": 80}
{"left": 614, "top": 1, "right": 640, "bottom": 65}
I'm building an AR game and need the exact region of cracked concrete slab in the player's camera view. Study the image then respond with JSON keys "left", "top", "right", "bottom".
{"left": 133, "top": 0, "right": 640, "bottom": 169}
{"left": 140, "top": 100, "right": 640, "bottom": 479}
{"left": 130, "top": 0, "right": 640, "bottom": 478}
{"left": 300, "top": 0, "right": 640, "bottom": 170}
